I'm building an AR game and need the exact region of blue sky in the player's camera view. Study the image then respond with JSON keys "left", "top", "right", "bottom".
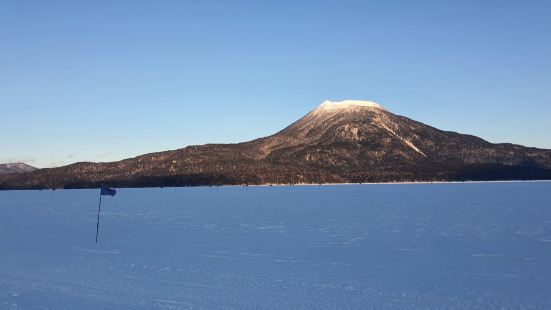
{"left": 2, "top": 1, "right": 550, "bottom": 168}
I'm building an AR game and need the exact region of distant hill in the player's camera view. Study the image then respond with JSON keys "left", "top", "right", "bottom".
{"left": 0, "top": 163, "right": 38, "bottom": 175}
{"left": 1, "top": 100, "right": 551, "bottom": 189}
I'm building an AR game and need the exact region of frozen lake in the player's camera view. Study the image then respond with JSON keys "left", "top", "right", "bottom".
{"left": 1, "top": 183, "right": 551, "bottom": 309}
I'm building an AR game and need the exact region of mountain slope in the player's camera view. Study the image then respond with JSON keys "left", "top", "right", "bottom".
{"left": 1, "top": 100, "right": 551, "bottom": 189}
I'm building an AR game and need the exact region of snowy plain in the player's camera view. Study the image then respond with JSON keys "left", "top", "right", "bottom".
{"left": 1, "top": 182, "right": 551, "bottom": 309}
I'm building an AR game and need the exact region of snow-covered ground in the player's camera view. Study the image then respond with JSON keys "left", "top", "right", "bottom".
{"left": 1, "top": 183, "right": 551, "bottom": 309}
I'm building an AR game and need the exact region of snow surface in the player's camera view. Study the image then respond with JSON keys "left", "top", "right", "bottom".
{"left": 1, "top": 183, "right": 551, "bottom": 309}
{"left": 378, "top": 123, "right": 427, "bottom": 157}
{"left": 319, "top": 100, "right": 385, "bottom": 111}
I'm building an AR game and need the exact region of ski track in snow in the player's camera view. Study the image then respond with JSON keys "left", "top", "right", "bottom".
{"left": 1, "top": 183, "right": 551, "bottom": 309}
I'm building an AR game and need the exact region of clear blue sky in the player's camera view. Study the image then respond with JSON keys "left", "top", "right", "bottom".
{"left": 2, "top": 1, "right": 550, "bottom": 168}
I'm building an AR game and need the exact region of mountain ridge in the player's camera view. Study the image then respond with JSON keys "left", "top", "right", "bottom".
{"left": 2, "top": 100, "right": 551, "bottom": 189}
{"left": 0, "top": 163, "right": 38, "bottom": 175}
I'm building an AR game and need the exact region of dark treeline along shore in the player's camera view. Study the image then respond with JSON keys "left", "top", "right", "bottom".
{"left": 2, "top": 100, "right": 551, "bottom": 190}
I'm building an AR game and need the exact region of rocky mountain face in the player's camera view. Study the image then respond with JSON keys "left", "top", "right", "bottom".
{"left": 2, "top": 100, "right": 551, "bottom": 189}
{"left": 0, "top": 163, "right": 38, "bottom": 175}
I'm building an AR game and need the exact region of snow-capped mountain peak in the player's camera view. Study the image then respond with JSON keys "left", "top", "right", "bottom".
{"left": 319, "top": 100, "right": 385, "bottom": 111}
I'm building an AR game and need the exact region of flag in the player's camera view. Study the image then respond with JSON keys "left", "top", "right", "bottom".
{"left": 100, "top": 186, "right": 117, "bottom": 196}
{"left": 96, "top": 185, "right": 116, "bottom": 243}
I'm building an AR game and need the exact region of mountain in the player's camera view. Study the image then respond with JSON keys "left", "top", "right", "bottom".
{"left": 1, "top": 100, "right": 551, "bottom": 189}
{"left": 0, "top": 163, "right": 38, "bottom": 175}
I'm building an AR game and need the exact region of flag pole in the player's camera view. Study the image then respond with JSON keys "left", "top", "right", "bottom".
{"left": 96, "top": 186, "right": 103, "bottom": 243}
